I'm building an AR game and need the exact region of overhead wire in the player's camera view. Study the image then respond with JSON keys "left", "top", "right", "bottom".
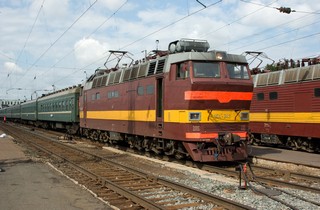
{"left": 215, "top": 11, "right": 318, "bottom": 49}
{"left": 38, "top": 0, "right": 128, "bottom": 85}
{"left": 240, "top": 0, "right": 320, "bottom": 14}
{"left": 119, "top": 0, "right": 222, "bottom": 50}
{"left": 68, "top": 0, "right": 223, "bottom": 74}
{"left": 15, "top": 0, "right": 99, "bottom": 85}
{"left": 2, "top": 0, "right": 45, "bottom": 89}
{"left": 52, "top": 0, "right": 224, "bottom": 85}
{"left": 50, "top": 0, "right": 222, "bottom": 85}
{"left": 230, "top": 20, "right": 320, "bottom": 51}
{"left": 200, "top": 0, "right": 279, "bottom": 39}
{"left": 204, "top": 1, "right": 320, "bottom": 61}
{"left": 256, "top": 31, "right": 320, "bottom": 51}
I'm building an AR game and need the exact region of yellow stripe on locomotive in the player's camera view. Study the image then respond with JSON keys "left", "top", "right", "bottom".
{"left": 81, "top": 109, "right": 249, "bottom": 123}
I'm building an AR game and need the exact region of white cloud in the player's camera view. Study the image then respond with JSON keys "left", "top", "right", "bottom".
{"left": 3, "top": 62, "right": 24, "bottom": 75}
{"left": 74, "top": 37, "right": 109, "bottom": 66}
{"left": 99, "top": 0, "right": 128, "bottom": 11}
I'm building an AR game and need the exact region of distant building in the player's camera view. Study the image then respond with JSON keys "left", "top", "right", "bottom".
{"left": 0, "top": 99, "right": 22, "bottom": 109}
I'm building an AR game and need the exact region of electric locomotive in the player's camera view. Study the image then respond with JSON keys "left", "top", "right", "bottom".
{"left": 250, "top": 60, "right": 320, "bottom": 152}
{"left": 80, "top": 38, "right": 253, "bottom": 162}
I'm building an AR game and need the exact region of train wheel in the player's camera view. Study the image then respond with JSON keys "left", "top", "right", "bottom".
{"left": 142, "top": 138, "right": 151, "bottom": 152}
{"left": 81, "top": 128, "right": 89, "bottom": 138}
{"left": 164, "top": 140, "right": 175, "bottom": 156}
{"left": 150, "top": 139, "right": 162, "bottom": 154}
{"left": 90, "top": 130, "right": 100, "bottom": 141}
{"left": 174, "top": 143, "right": 187, "bottom": 160}
{"left": 175, "top": 151, "right": 185, "bottom": 159}
{"left": 135, "top": 137, "right": 143, "bottom": 151}
{"left": 128, "top": 137, "right": 143, "bottom": 150}
{"left": 100, "top": 131, "right": 110, "bottom": 143}
{"left": 302, "top": 139, "right": 314, "bottom": 153}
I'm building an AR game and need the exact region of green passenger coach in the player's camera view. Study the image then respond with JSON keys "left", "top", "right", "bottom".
{"left": 36, "top": 85, "right": 81, "bottom": 134}
{"left": 21, "top": 99, "right": 37, "bottom": 122}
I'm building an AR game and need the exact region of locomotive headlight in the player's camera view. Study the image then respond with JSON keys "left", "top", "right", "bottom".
{"left": 189, "top": 112, "right": 201, "bottom": 121}
{"left": 215, "top": 51, "right": 226, "bottom": 60}
{"left": 240, "top": 112, "right": 249, "bottom": 121}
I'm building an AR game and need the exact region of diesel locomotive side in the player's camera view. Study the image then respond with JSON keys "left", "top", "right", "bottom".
{"left": 80, "top": 39, "right": 253, "bottom": 162}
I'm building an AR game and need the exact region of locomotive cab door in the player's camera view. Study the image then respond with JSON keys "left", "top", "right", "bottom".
{"left": 156, "top": 77, "right": 164, "bottom": 135}
{"left": 83, "top": 91, "right": 87, "bottom": 127}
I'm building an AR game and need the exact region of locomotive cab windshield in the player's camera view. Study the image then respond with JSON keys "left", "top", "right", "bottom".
{"left": 193, "top": 62, "right": 220, "bottom": 78}
{"left": 191, "top": 61, "right": 250, "bottom": 80}
{"left": 227, "top": 63, "right": 250, "bottom": 79}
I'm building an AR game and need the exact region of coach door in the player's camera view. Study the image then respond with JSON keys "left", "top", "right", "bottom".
{"left": 156, "top": 77, "right": 164, "bottom": 135}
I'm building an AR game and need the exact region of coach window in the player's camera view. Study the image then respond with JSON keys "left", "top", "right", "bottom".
{"left": 137, "top": 86, "right": 144, "bottom": 95}
{"left": 257, "top": 93, "right": 264, "bottom": 101}
{"left": 315, "top": 88, "right": 320, "bottom": 97}
{"left": 96, "top": 92, "right": 100, "bottom": 100}
{"left": 269, "top": 92, "right": 278, "bottom": 100}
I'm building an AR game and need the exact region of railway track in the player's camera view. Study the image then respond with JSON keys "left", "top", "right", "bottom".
{"left": 1, "top": 123, "right": 253, "bottom": 210}
{"left": 104, "top": 144, "right": 320, "bottom": 209}
{"left": 191, "top": 163, "right": 320, "bottom": 194}
{"left": 98, "top": 142, "right": 320, "bottom": 194}
{"left": 14, "top": 123, "right": 320, "bottom": 193}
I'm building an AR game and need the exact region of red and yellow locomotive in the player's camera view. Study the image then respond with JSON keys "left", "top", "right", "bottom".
{"left": 250, "top": 60, "right": 320, "bottom": 152}
{"left": 79, "top": 39, "right": 253, "bottom": 162}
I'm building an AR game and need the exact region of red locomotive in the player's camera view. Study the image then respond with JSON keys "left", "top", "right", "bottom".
{"left": 249, "top": 57, "right": 320, "bottom": 152}
{"left": 79, "top": 39, "right": 253, "bottom": 162}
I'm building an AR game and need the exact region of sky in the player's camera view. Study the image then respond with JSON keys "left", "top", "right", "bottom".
{"left": 0, "top": 0, "right": 319, "bottom": 100}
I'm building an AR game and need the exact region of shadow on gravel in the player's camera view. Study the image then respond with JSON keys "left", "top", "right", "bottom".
{"left": 248, "top": 145, "right": 283, "bottom": 156}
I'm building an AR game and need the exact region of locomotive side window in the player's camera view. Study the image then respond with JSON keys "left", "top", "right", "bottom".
{"left": 193, "top": 62, "right": 220, "bottom": 78}
{"left": 315, "top": 88, "right": 320, "bottom": 97}
{"left": 137, "top": 86, "right": 144, "bottom": 95}
{"left": 227, "top": 63, "right": 249, "bottom": 79}
{"left": 257, "top": 93, "right": 264, "bottom": 101}
{"left": 146, "top": 85, "right": 154, "bottom": 95}
{"left": 176, "top": 62, "right": 189, "bottom": 79}
{"left": 107, "top": 91, "right": 119, "bottom": 98}
{"left": 269, "top": 92, "right": 278, "bottom": 100}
